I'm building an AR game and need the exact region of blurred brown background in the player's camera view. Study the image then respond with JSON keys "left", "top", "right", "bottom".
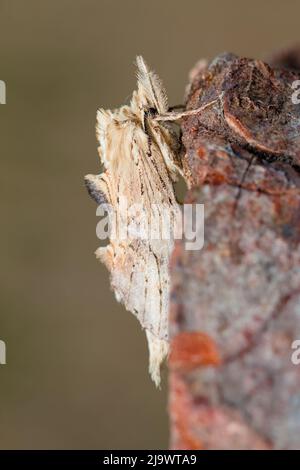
{"left": 0, "top": 0, "right": 298, "bottom": 450}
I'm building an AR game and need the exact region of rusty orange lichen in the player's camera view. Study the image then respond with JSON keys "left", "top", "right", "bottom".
{"left": 169, "top": 331, "right": 221, "bottom": 372}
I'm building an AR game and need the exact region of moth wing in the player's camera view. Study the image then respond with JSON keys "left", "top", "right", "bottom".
{"left": 86, "top": 122, "right": 178, "bottom": 385}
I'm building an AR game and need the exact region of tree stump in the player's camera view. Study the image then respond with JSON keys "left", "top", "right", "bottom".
{"left": 168, "top": 49, "right": 300, "bottom": 450}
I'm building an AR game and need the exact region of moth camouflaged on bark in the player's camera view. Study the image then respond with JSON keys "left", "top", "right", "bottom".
{"left": 85, "top": 57, "right": 183, "bottom": 386}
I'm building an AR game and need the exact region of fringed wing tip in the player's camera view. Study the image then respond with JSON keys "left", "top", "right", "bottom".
{"left": 135, "top": 55, "right": 149, "bottom": 75}
{"left": 146, "top": 330, "right": 169, "bottom": 388}
{"left": 135, "top": 56, "right": 168, "bottom": 114}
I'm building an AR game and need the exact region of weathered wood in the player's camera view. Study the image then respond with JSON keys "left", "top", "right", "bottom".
{"left": 169, "top": 52, "right": 300, "bottom": 450}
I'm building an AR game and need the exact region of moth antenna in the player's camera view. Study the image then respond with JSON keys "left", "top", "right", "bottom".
{"left": 135, "top": 55, "right": 168, "bottom": 114}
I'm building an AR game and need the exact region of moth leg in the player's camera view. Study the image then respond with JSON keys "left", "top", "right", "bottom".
{"left": 158, "top": 92, "right": 225, "bottom": 122}
{"left": 232, "top": 154, "right": 257, "bottom": 215}
{"left": 154, "top": 98, "right": 220, "bottom": 122}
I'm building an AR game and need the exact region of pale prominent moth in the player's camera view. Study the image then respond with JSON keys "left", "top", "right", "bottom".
{"left": 85, "top": 57, "right": 183, "bottom": 386}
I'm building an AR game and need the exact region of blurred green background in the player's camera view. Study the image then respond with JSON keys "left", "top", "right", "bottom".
{"left": 0, "top": 0, "right": 299, "bottom": 450}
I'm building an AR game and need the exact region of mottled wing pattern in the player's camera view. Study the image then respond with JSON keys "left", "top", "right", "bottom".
{"left": 85, "top": 57, "right": 181, "bottom": 385}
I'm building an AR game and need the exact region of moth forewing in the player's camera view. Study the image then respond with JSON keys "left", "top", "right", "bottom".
{"left": 146, "top": 122, "right": 177, "bottom": 178}
{"left": 86, "top": 56, "right": 181, "bottom": 386}
{"left": 146, "top": 331, "right": 169, "bottom": 388}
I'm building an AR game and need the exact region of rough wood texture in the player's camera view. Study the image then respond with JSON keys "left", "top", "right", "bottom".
{"left": 169, "top": 51, "right": 300, "bottom": 450}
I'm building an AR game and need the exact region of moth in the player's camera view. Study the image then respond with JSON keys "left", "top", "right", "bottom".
{"left": 85, "top": 57, "right": 183, "bottom": 386}
{"left": 85, "top": 57, "right": 217, "bottom": 385}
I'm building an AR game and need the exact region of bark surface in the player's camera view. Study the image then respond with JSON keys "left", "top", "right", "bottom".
{"left": 169, "top": 50, "right": 300, "bottom": 450}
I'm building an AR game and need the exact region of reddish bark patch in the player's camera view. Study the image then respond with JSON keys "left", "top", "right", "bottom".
{"left": 169, "top": 331, "right": 221, "bottom": 372}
